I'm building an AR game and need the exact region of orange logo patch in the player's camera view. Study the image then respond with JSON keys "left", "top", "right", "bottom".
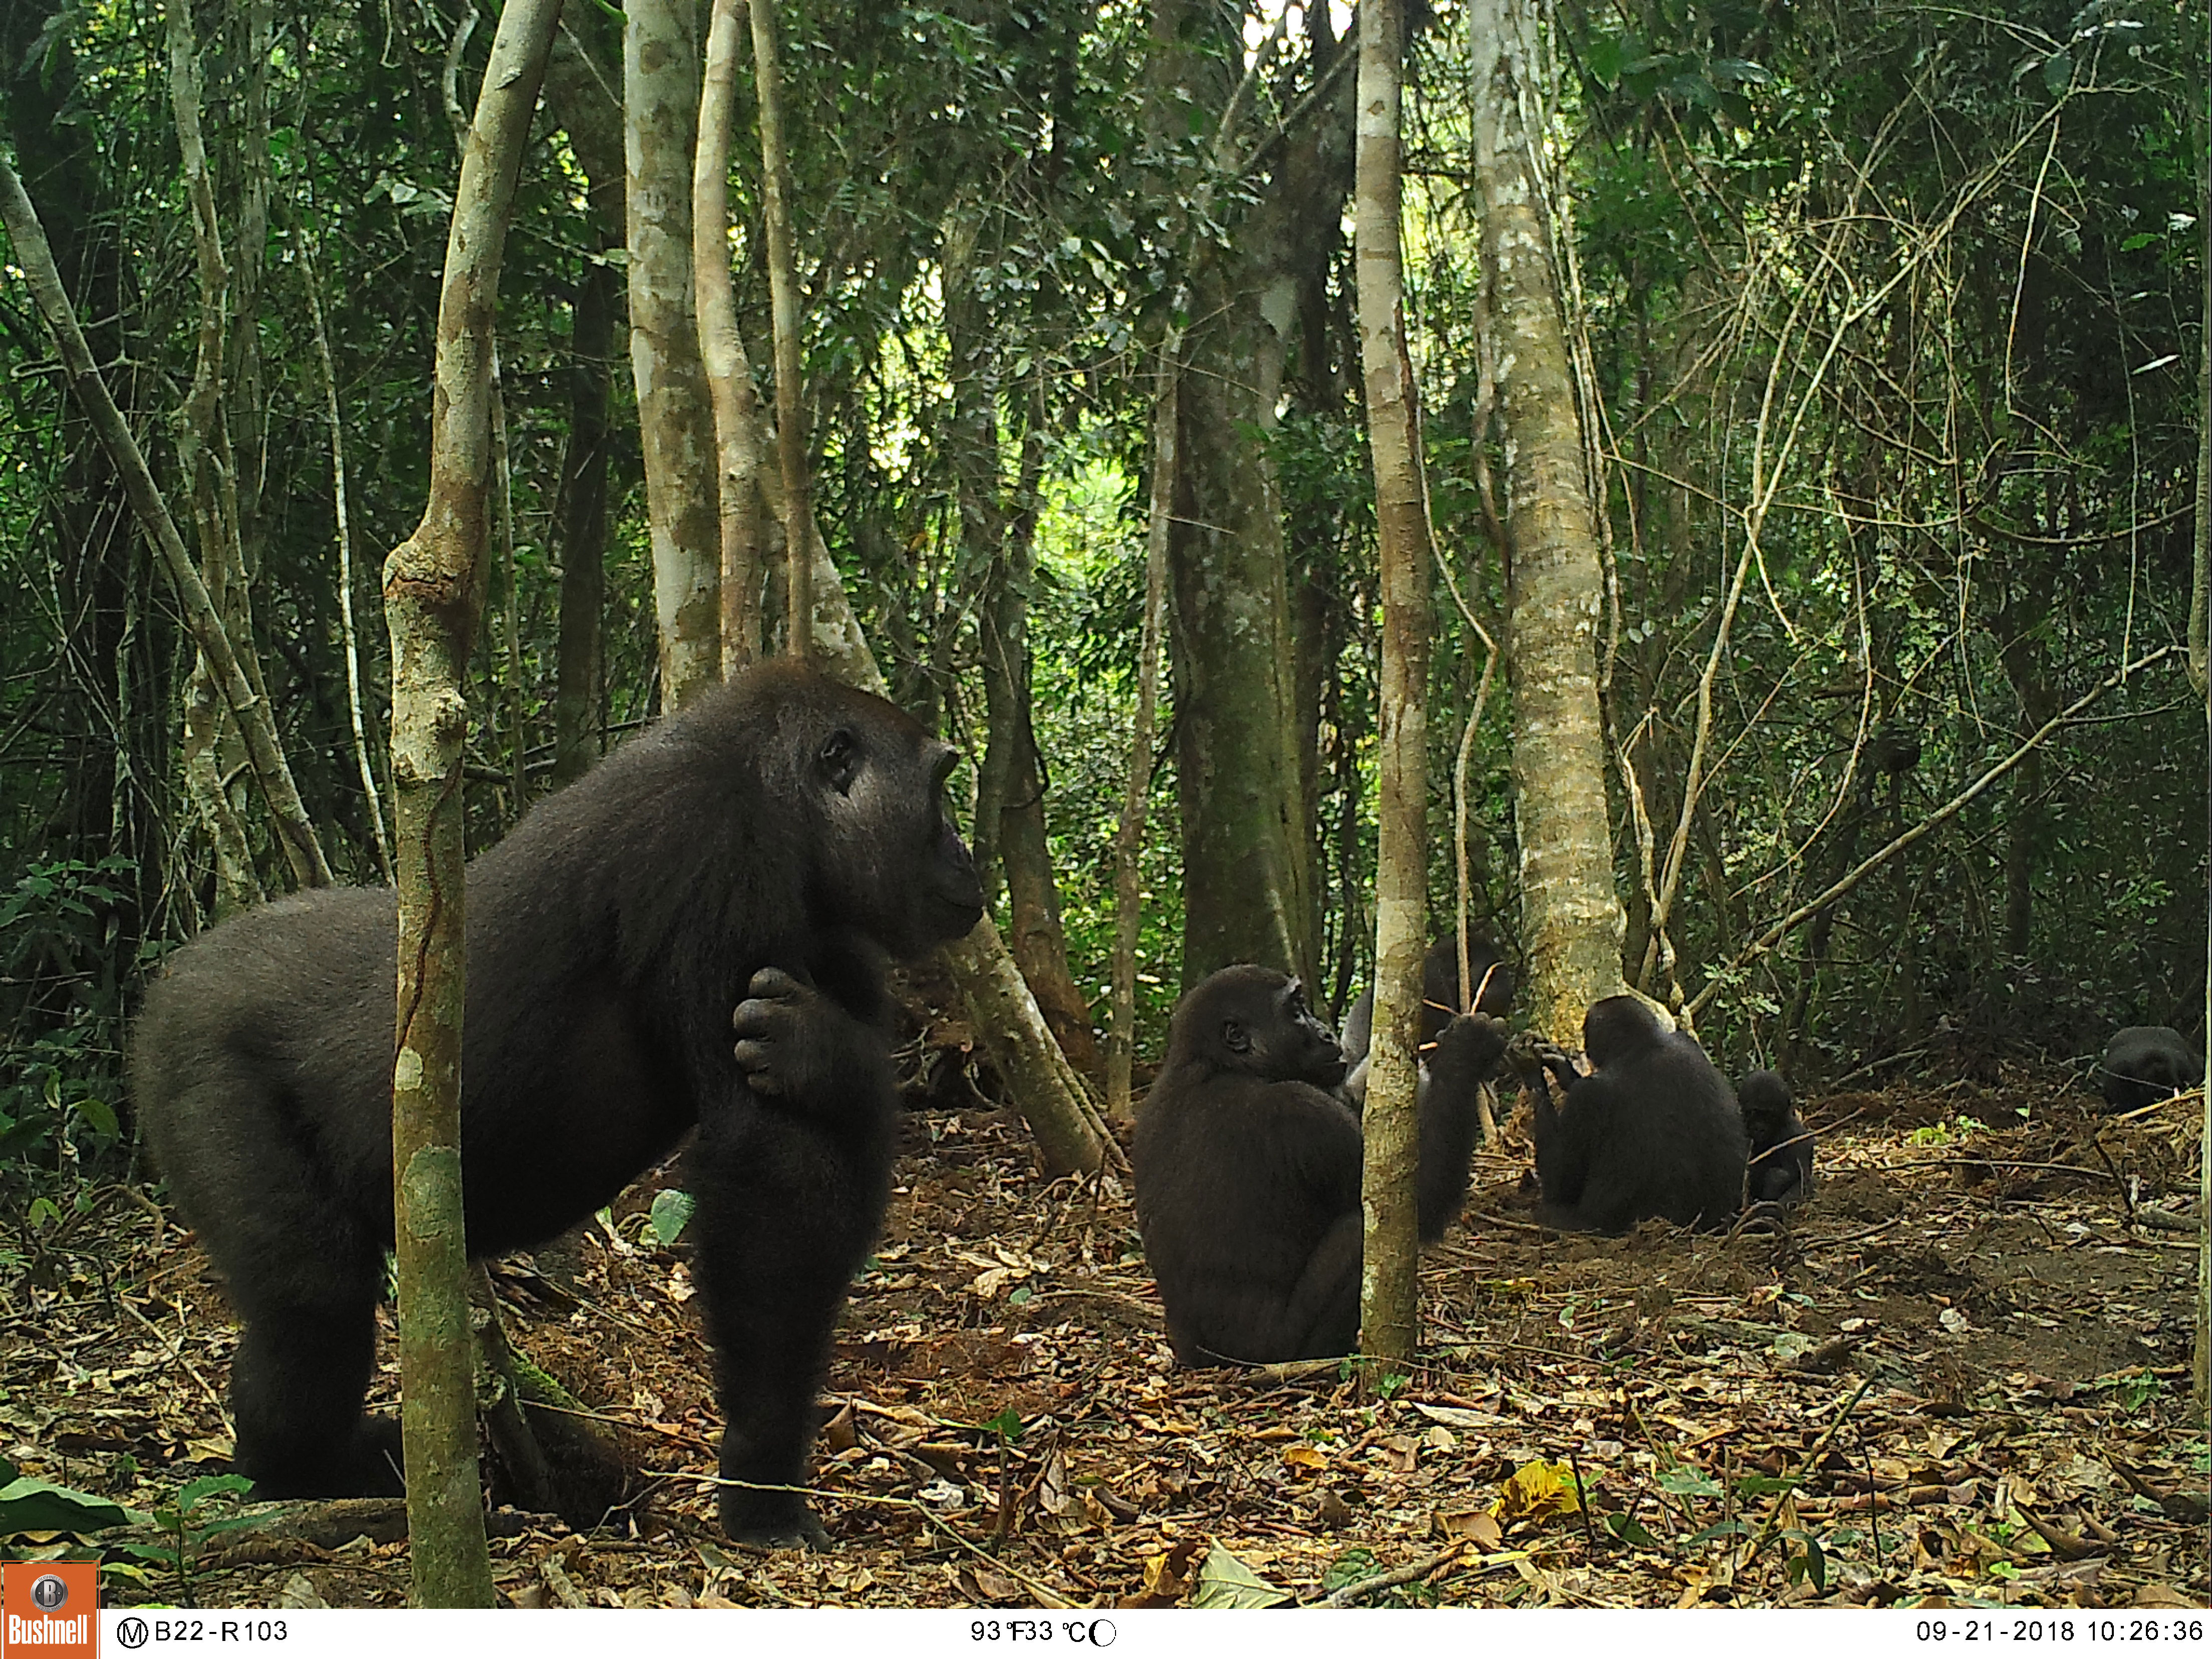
{"left": 2, "top": 1561, "right": 98, "bottom": 1659}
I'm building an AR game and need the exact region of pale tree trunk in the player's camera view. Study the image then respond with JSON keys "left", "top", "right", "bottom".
{"left": 380, "top": 0, "right": 560, "bottom": 1605}
{"left": 167, "top": 0, "right": 262, "bottom": 910}
{"left": 1469, "top": 0, "right": 1624, "bottom": 1038}
{"left": 1107, "top": 347, "right": 1176, "bottom": 1123}
{"left": 0, "top": 159, "right": 330, "bottom": 890}
{"left": 749, "top": 0, "right": 812, "bottom": 655}
{"left": 1353, "top": 0, "right": 1424, "bottom": 1367}
{"left": 626, "top": 0, "right": 722, "bottom": 707}
{"left": 696, "top": 0, "right": 765, "bottom": 673}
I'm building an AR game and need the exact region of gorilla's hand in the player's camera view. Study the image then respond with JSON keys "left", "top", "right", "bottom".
{"left": 1431, "top": 1011, "right": 1509, "bottom": 1081}
{"left": 732, "top": 968, "right": 866, "bottom": 1107}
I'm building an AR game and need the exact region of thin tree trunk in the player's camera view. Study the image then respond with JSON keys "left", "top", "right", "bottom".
{"left": 552, "top": 260, "right": 617, "bottom": 785}
{"left": 491, "top": 354, "right": 526, "bottom": 814}
{"left": 1107, "top": 345, "right": 1177, "bottom": 1123}
{"left": 696, "top": 0, "right": 765, "bottom": 673}
{"left": 300, "top": 215, "right": 394, "bottom": 879}
{"left": 0, "top": 158, "right": 329, "bottom": 889}
{"left": 749, "top": 0, "right": 811, "bottom": 656}
{"left": 1469, "top": 0, "right": 1623, "bottom": 1037}
{"left": 1353, "top": 0, "right": 1423, "bottom": 1367}
{"left": 625, "top": 0, "right": 723, "bottom": 708}
{"left": 380, "top": 0, "right": 560, "bottom": 1605}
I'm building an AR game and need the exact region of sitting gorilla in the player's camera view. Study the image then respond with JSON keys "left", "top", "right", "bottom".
{"left": 133, "top": 660, "right": 984, "bottom": 1547}
{"left": 1132, "top": 964, "right": 1507, "bottom": 1365}
{"left": 2096, "top": 1026, "right": 2203, "bottom": 1113}
{"left": 1511, "top": 996, "right": 1747, "bottom": 1235}
{"left": 1739, "top": 1068, "right": 1813, "bottom": 1208}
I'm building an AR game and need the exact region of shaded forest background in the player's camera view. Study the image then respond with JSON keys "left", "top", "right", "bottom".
{"left": 1, "top": 0, "right": 2205, "bottom": 1184}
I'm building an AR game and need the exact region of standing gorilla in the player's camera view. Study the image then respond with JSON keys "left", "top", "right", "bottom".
{"left": 1132, "top": 965, "right": 1507, "bottom": 1366}
{"left": 133, "top": 661, "right": 984, "bottom": 1547}
{"left": 1738, "top": 1069, "right": 1813, "bottom": 1208}
{"left": 1513, "top": 996, "right": 1747, "bottom": 1235}
{"left": 2096, "top": 1026, "right": 2203, "bottom": 1113}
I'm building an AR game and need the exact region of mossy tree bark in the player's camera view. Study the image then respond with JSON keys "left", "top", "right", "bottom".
{"left": 1469, "top": 0, "right": 1625, "bottom": 1038}
{"left": 380, "top": 0, "right": 560, "bottom": 1606}
{"left": 1353, "top": 0, "right": 1424, "bottom": 1367}
{"left": 626, "top": 0, "right": 723, "bottom": 708}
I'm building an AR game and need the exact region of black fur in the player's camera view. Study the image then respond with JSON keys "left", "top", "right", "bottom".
{"left": 1739, "top": 1068, "right": 1812, "bottom": 1208}
{"left": 132, "top": 661, "right": 983, "bottom": 1547}
{"left": 1513, "top": 997, "right": 1747, "bottom": 1234}
{"left": 1132, "top": 964, "right": 1506, "bottom": 1365}
{"left": 2096, "top": 1026, "right": 2203, "bottom": 1113}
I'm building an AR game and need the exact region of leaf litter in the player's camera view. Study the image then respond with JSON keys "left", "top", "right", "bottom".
{"left": 1, "top": 1064, "right": 2202, "bottom": 1610}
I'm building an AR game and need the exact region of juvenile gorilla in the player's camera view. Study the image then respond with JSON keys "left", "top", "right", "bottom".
{"left": 2096, "top": 1026, "right": 2203, "bottom": 1113}
{"left": 1338, "top": 935, "right": 1514, "bottom": 1108}
{"left": 1513, "top": 996, "right": 1747, "bottom": 1235}
{"left": 1132, "top": 965, "right": 1506, "bottom": 1365}
{"left": 132, "top": 661, "right": 984, "bottom": 1547}
{"left": 1738, "top": 1069, "right": 1813, "bottom": 1208}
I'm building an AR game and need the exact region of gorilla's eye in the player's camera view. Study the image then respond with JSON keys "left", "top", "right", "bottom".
{"left": 818, "top": 729, "right": 861, "bottom": 793}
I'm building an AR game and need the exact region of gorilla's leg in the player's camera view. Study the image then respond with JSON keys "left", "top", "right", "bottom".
{"left": 1281, "top": 1211, "right": 1364, "bottom": 1359}
{"left": 688, "top": 1108, "right": 888, "bottom": 1549}
{"left": 231, "top": 1293, "right": 400, "bottom": 1497}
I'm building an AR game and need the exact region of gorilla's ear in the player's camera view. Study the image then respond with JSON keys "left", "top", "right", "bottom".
{"left": 1221, "top": 1019, "right": 1251, "bottom": 1055}
{"left": 817, "top": 729, "right": 861, "bottom": 794}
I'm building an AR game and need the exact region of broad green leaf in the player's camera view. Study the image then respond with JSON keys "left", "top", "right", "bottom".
{"left": 649, "top": 1188, "right": 696, "bottom": 1244}
{"left": 0, "top": 1477, "right": 143, "bottom": 1536}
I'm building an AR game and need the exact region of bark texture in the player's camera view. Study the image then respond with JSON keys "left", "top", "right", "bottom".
{"left": 379, "top": 0, "right": 561, "bottom": 1605}
{"left": 1353, "top": 0, "right": 1423, "bottom": 1366}
{"left": 1469, "top": 0, "right": 1625, "bottom": 1038}
{"left": 696, "top": 0, "right": 765, "bottom": 672}
{"left": 750, "top": 0, "right": 812, "bottom": 655}
{"left": 626, "top": 0, "right": 723, "bottom": 708}
{"left": 1149, "top": 0, "right": 1348, "bottom": 992}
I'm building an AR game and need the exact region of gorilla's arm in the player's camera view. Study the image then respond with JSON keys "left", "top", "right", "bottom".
{"left": 1415, "top": 1013, "right": 1506, "bottom": 1242}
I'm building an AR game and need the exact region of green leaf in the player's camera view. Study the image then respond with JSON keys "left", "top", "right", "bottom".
{"left": 73, "top": 1097, "right": 119, "bottom": 1140}
{"left": 177, "top": 1473, "right": 253, "bottom": 1511}
{"left": 2041, "top": 50, "right": 2072, "bottom": 98}
{"left": 27, "top": 1197, "right": 60, "bottom": 1230}
{"left": 1603, "top": 1511, "right": 1660, "bottom": 1548}
{"left": 0, "top": 1476, "right": 143, "bottom": 1536}
{"left": 1192, "top": 1542, "right": 1290, "bottom": 1609}
{"left": 648, "top": 1188, "right": 696, "bottom": 1244}
{"left": 1658, "top": 1466, "right": 1723, "bottom": 1498}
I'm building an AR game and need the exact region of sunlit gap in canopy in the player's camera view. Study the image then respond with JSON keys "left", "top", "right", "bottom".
{"left": 1243, "top": 2, "right": 1358, "bottom": 64}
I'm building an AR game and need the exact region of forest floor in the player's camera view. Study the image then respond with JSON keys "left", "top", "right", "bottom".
{"left": 3, "top": 1063, "right": 2205, "bottom": 1611}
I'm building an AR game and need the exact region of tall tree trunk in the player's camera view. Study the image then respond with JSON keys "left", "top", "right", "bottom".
{"left": 696, "top": 0, "right": 765, "bottom": 673}
{"left": 625, "top": 0, "right": 722, "bottom": 708}
{"left": 1469, "top": 0, "right": 1623, "bottom": 1037}
{"left": 749, "top": 0, "right": 812, "bottom": 656}
{"left": 1354, "top": 0, "right": 1425, "bottom": 1367}
{"left": 544, "top": 21, "right": 627, "bottom": 784}
{"left": 1149, "top": 0, "right": 1347, "bottom": 993}
{"left": 380, "top": 0, "right": 559, "bottom": 1605}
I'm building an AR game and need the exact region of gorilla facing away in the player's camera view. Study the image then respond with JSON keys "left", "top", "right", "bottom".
{"left": 1132, "top": 964, "right": 1507, "bottom": 1366}
{"left": 1739, "top": 1068, "right": 1813, "bottom": 1208}
{"left": 2096, "top": 1026, "right": 2203, "bottom": 1113}
{"left": 1512, "top": 996, "right": 1747, "bottom": 1235}
{"left": 133, "top": 660, "right": 984, "bottom": 1547}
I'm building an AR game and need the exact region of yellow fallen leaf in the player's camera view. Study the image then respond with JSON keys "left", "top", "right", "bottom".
{"left": 1495, "top": 1458, "right": 1582, "bottom": 1527}
{"left": 1281, "top": 1445, "right": 1327, "bottom": 1475}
